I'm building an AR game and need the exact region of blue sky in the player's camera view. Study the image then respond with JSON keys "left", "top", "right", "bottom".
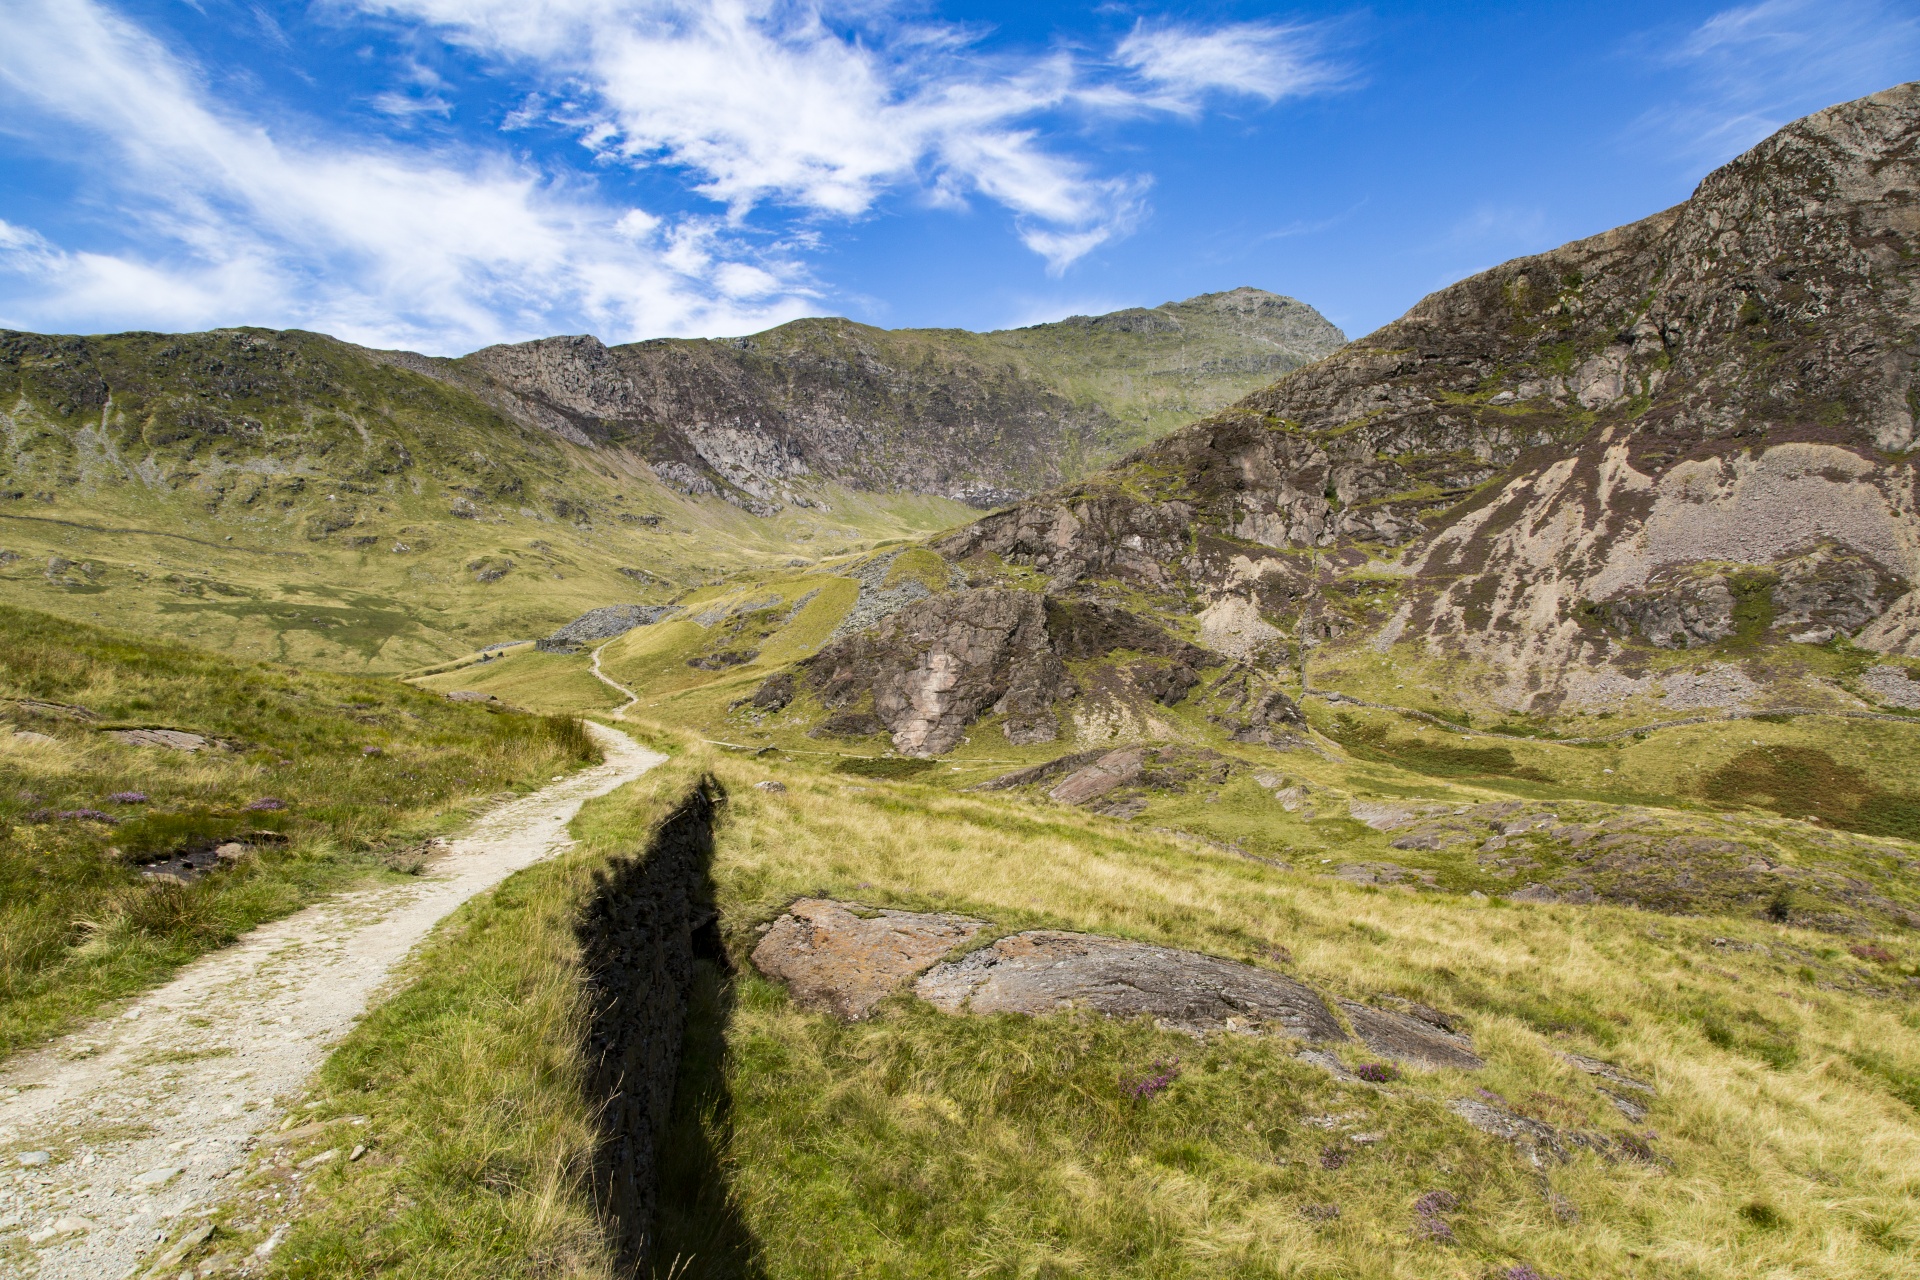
{"left": 0, "top": 0, "right": 1915, "bottom": 354}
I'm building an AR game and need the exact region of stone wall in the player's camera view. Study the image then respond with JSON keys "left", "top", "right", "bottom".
{"left": 575, "top": 777, "right": 726, "bottom": 1275}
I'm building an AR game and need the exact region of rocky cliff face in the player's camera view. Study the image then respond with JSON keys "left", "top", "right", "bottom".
{"left": 446, "top": 290, "right": 1344, "bottom": 513}
{"left": 936, "top": 83, "right": 1920, "bottom": 712}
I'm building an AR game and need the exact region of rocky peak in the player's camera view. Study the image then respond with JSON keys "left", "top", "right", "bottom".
{"left": 446, "top": 291, "right": 1345, "bottom": 515}
{"left": 933, "top": 83, "right": 1920, "bottom": 712}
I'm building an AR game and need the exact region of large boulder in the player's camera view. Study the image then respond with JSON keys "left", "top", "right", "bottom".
{"left": 915, "top": 931, "right": 1349, "bottom": 1042}
{"left": 750, "top": 899, "right": 987, "bottom": 1020}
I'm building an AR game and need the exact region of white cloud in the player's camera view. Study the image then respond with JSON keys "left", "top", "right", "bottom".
{"left": 1115, "top": 20, "right": 1349, "bottom": 111}
{"left": 370, "top": 90, "right": 453, "bottom": 117}
{"left": 1633, "top": 0, "right": 1920, "bottom": 165}
{"left": 0, "top": 0, "right": 1349, "bottom": 346}
{"left": 0, "top": 0, "right": 814, "bottom": 351}
{"left": 353, "top": 1, "right": 1346, "bottom": 271}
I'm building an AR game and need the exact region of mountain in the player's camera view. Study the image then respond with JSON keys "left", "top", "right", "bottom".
{"left": 0, "top": 290, "right": 1338, "bottom": 670}
{"left": 927, "top": 81, "right": 1920, "bottom": 721}
{"left": 447, "top": 286, "right": 1343, "bottom": 511}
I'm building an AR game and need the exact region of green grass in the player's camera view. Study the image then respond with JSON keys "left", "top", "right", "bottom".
{"left": 0, "top": 604, "right": 599, "bottom": 1060}
{"left": 413, "top": 649, "right": 625, "bottom": 715}
{"left": 262, "top": 729, "right": 1920, "bottom": 1279}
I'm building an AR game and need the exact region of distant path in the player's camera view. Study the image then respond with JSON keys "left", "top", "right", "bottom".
{"left": 0, "top": 722, "right": 665, "bottom": 1280}
{"left": 0, "top": 513, "right": 308, "bottom": 559}
{"left": 589, "top": 641, "right": 640, "bottom": 720}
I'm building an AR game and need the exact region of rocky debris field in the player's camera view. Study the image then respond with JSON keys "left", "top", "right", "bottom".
{"left": 535, "top": 604, "right": 677, "bottom": 653}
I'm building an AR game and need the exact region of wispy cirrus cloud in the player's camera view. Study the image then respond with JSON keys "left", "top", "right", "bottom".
{"left": 1630, "top": 0, "right": 1920, "bottom": 166}
{"left": 1114, "top": 19, "right": 1351, "bottom": 111}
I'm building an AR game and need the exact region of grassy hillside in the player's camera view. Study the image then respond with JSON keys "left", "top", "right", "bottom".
{"left": 0, "top": 328, "right": 973, "bottom": 671}
{"left": 0, "top": 605, "right": 597, "bottom": 1059}
{"left": 251, "top": 729, "right": 1920, "bottom": 1279}
{"left": 978, "top": 287, "right": 1348, "bottom": 457}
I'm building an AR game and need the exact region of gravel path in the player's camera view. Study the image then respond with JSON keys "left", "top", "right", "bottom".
{"left": 0, "top": 722, "right": 665, "bottom": 1279}
{"left": 588, "top": 640, "right": 640, "bottom": 720}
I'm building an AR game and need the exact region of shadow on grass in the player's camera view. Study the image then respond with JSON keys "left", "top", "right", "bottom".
{"left": 648, "top": 954, "right": 766, "bottom": 1280}
{"left": 576, "top": 777, "right": 765, "bottom": 1280}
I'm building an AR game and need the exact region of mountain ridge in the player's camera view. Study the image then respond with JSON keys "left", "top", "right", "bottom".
{"left": 435, "top": 286, "right": 1344, "bottom": 511}
{"left": 926, "top": 81, "right": 1920, "bottom": 719}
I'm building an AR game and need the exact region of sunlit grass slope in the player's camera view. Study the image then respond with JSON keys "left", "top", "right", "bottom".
{"left": 0, "top": 328, "right": 973, "bottom": 672}
{"left": 0, "top": 605, "right": 597, "bottom": 1060}
{"left": 268, "top": 728, "right": 1919, "bottom": 1279}
{"left": 416, "top": 547, "right": 1920, "bottom": 932}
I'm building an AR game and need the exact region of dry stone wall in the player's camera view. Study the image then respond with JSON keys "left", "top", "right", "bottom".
{"left": 575, "top": 777, "right": 726, "bottom": 1276}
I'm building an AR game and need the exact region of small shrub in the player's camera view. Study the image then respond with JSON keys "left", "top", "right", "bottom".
{"left": 1413, "top": 1189, "right": 1460, "bottom": 1243}
{"left": 1120, "top": 1059, "right": 1180, "bottom": 1100}
{"left": 108, "top": 791, "right": 149, "bottom": 804}
{"left": 1851, "top": 944, "right": 1896, "bottom": 964}
{"left": 1355, "top": 1062, "right": 1401, "bottom": 1082}
{"left": 537, "top": 713, "right": 597, "bottom": 763}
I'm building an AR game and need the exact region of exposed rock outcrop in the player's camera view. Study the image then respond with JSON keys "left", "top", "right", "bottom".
{"left": 799, "top": 587, "right": 1223, "bottom": 755}
{"left": 802, "top": 588, "right": 1068, "bottom": 754}
{"left": 749, "top": 898, "right": 986, "bottom": 1020}
{"left": 929, "top": 83, "right": 1920, "bottom": 710}
{"left": 914, "top": 930, "right": 1350, "bottom": 1042}
{"left": 751, "top": 902, "right": 1491, "bottom": 1076}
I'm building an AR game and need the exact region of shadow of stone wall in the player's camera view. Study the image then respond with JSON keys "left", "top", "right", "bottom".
{"left": 577, "top": 775, "right": 735, "bottom": 1276}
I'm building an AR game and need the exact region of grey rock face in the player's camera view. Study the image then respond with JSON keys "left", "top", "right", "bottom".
{"left": 536, "top": 604, "right": 675, "bottom": 653}
{"left": 914, "top": 931, "right": 1349, "bottom": 1043}
{"left": 1047, "top": 747, "right": 1148, "bottom": 805}
{"left": 933, "top": 84, "right": 1920, "bottom": 705}
{"left": 451, "top": 291, "right": 1344, "bottom": 511}
{"left": 749, "top": 671, "right": 795, "bottom": 711}
{"left": 1603, "top": 575, "right": 1738, "bottom": 648}
{"left": 804, "top": 588, "right": 1071, "bottom": 754}
{"left": 1336, "top": 999, "right": 1484, "bottom": 1070}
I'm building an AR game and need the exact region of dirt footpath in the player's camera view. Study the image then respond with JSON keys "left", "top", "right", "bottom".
{"left": 0, "top": 722, "right": 665, "bottom": 1279}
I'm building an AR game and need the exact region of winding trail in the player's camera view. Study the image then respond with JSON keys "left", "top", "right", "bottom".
{"left": 589, "top": 640, "right": 641, "bottom": 720}
{"left": 0, "top": 722, "right": 665, "bottom": 1279}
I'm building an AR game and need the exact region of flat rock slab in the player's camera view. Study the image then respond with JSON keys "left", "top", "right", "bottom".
{"left": 106, "top": 728, "right": 221, "bottom": 752}
{"left": 1338, "top": 999, "right": 1484, "bottom": 1069}
{"left": 752, "top": 899, "right": 987, "bottom": 1020}
{"left": 915, "top": 931, "right": 1348, "bottom": 1042}
{"left": 1048, "top": 747, "right": 1146, "bottom": 805}
{"left": 1447, "top": 1098, "right": 1568, "bottom": 1166}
